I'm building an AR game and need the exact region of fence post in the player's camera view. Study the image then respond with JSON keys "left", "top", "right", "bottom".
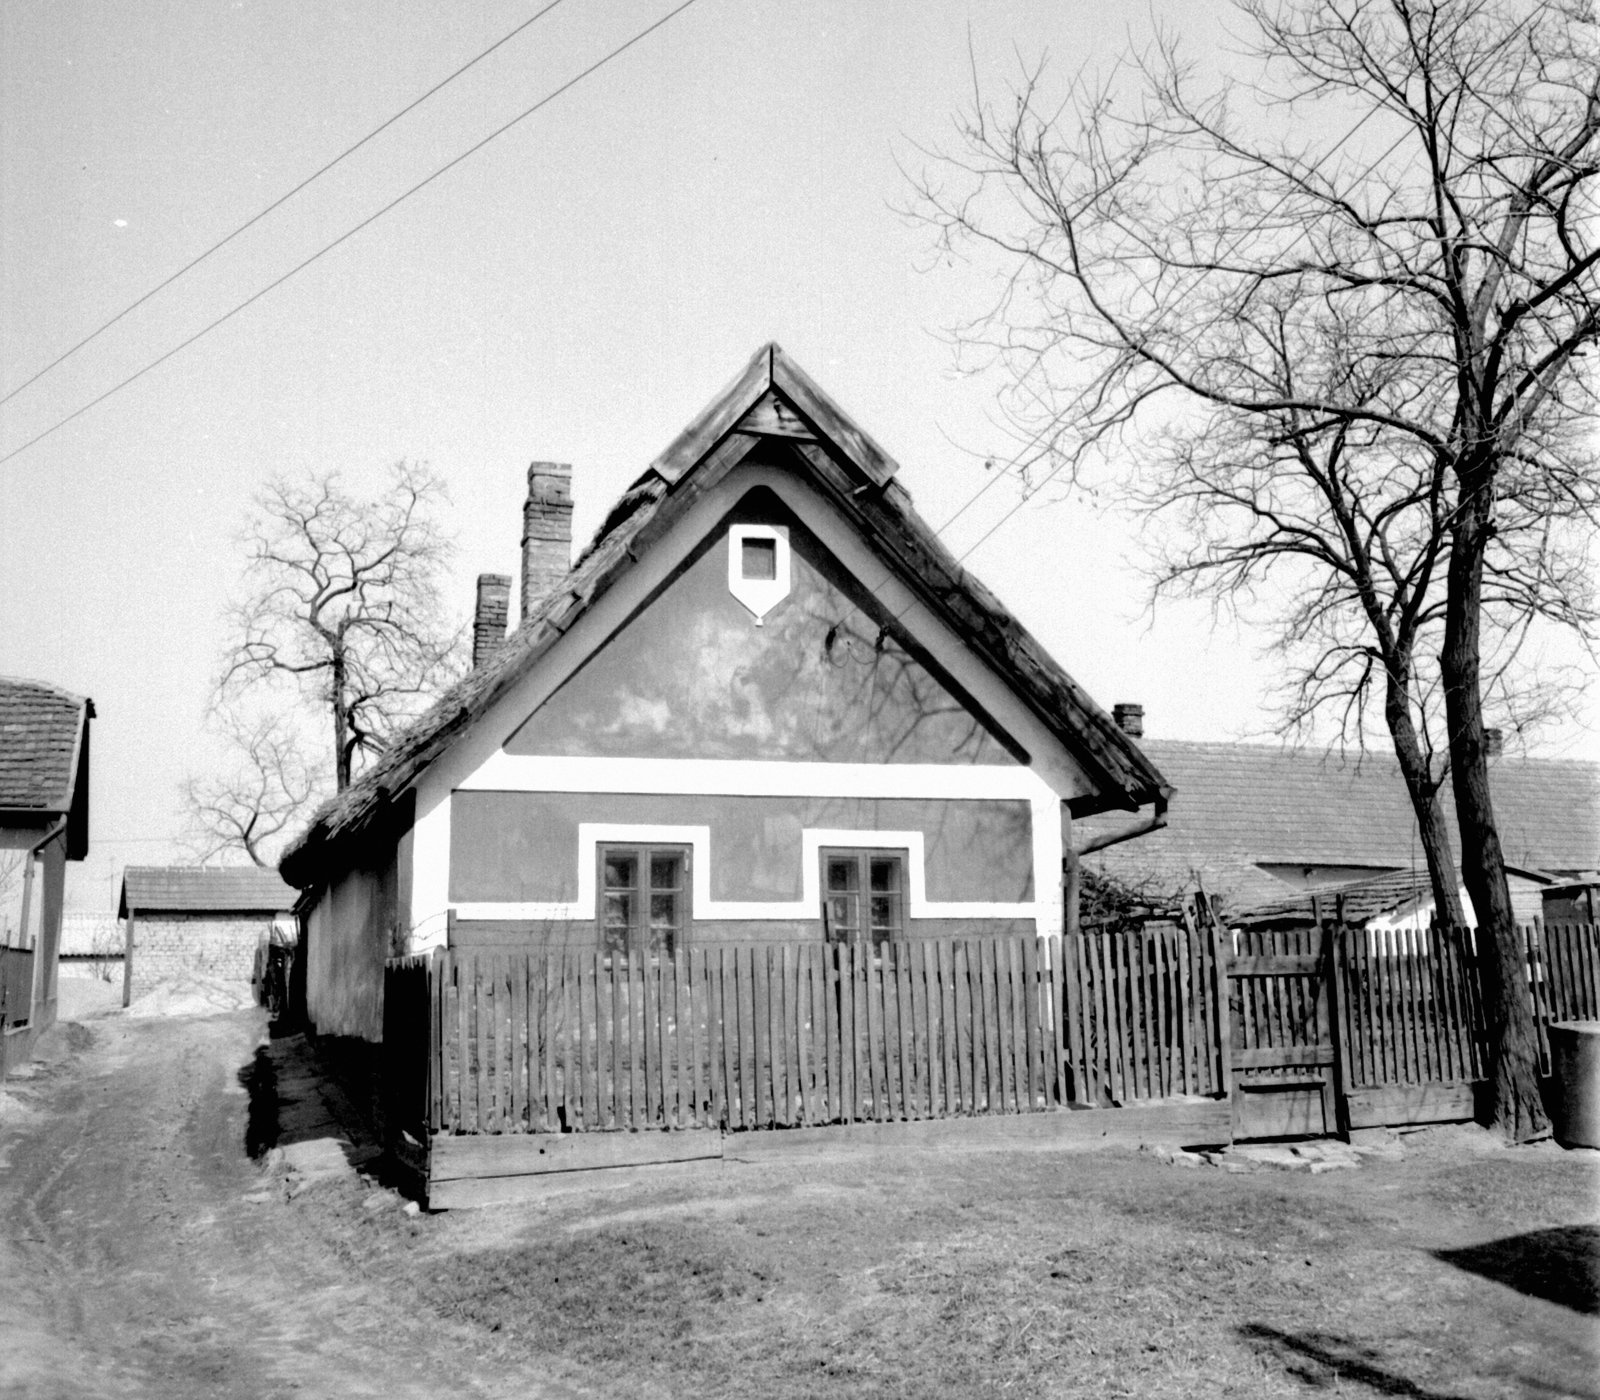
{"left": 1326, "top": 924, "right": 1353, "bottom": 1140}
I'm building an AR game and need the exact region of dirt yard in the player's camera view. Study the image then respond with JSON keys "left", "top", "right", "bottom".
{"left": 0, "top": 996, "right": 1595, "bottom": 1399}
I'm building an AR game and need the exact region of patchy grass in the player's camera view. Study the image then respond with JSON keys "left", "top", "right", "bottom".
{"left": 314, "top": 1131, "right": 1599, "bottom": 1399}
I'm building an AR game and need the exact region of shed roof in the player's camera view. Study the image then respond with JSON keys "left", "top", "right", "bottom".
{"left": 118, "top": 866, "right": 297, "bottom": 917}
{"left": 0, "top": 677, "right": 91, "bottom": 814}
{"left": 281, "top": 344, "right": 1167, "bottom": 889}
{"left": 1083, "top": 740, "right": 1600, "bottom": 910}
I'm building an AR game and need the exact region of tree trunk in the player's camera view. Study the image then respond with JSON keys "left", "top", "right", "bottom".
{"left": 332, "top": 647, "right": 351, "bottom": 792}
{"left": 1442, "top": 475, "right": 1548, "bottom": 1142}
{"left": 1384, "top": 674, "right": 1467, "bottom": 926}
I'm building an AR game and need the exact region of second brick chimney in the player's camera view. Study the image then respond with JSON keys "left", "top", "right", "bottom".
{"left": 1113, "top": 702, "right": 1145, "bottom": 738}
{"left": 472, "top": 573, "right": 511, "bottom": 669}
{"left": 522, "top": 461, "right": 573, "bottom": 623}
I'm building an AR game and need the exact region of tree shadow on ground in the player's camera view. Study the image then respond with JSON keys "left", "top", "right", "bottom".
{"left": 1237, "top": 1324, "right": 1470, "bottom": 1398}
{"left": 1434, "top": 1225, "right": 1599, "bottom": 1315}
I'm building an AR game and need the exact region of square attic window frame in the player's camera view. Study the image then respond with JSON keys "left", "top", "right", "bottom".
{"left": 727, "top": 524, "right": 791, "bottom": 623}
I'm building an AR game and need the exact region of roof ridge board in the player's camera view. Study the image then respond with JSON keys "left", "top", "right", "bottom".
{"left": 646, "top": 343, "right": 774, "bottom": 486}
{"left": 769, "top": 347, "right": 900, "bottom": 485}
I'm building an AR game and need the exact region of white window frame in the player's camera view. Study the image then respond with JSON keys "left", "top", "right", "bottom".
{"left": 727, "top": 524, "right": 791, "bottom": 623}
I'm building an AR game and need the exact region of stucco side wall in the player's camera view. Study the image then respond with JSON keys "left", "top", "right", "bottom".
{"left": 305, "top": 851, "right": 399, "bottom": 1043}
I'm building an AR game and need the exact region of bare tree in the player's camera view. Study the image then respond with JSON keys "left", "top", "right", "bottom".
{"left": 914, "top": 0, "right": 1599, "bottom": 1138}
{"left": 219, "top": 461, "right": 466, "bottom": 791}
{"left": 181, "top": 709, "right": 325, "bottom": 867}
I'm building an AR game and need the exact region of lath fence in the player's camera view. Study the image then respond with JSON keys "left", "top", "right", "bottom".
{"left": 1060, "top": 921, "right": 1228, "bottom": 1105}
{"left": 396, "top": 936, "right": 1076, "bottom": 1137}
{"left": 382, "top": 921, "right": 1599, "bottom": 1141}
{"left": 0, "top": 945, "right": 34, "bottom": 1029}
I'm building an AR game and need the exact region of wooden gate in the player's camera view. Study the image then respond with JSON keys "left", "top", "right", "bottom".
{"left": 1227, "top": 929, "right": 1344, "bottom": 1140}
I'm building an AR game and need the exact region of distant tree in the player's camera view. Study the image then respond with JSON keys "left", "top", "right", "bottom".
{"left": 217, "top": 461, "right": 466, "bottom": 792}
{"left": 914, "top": 0, "right": 1599, "bottom": 1139}
{"left": 181, "top": 709, "right": 324, "bottom": 867}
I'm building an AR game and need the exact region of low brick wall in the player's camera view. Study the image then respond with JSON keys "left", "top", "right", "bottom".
{"left": 127, "top": 915, "right": 272, "bottom": 1000}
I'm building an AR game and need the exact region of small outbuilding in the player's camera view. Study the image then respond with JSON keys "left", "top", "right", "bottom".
{"left": 0, "top": 676, "right": 94, "bottom": 1075}
{"left": 117, "top": 866, "right": 297, "bottom": 1005}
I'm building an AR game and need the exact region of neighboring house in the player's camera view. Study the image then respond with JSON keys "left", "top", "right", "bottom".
{"left": 1232, "top": 865, "right": 1556, "bottom": 933}
{"left": 280, "top": 344, "right": 1169, "bottom": 1042}
{"left": 0, "top": 677, "right": 94, "bottom": 1074}
{"left": 117, "top": 866, "right": 297, "bottom": 1005}
{"left": 1082, "top": 738, "right": 1599, "bottom": 915}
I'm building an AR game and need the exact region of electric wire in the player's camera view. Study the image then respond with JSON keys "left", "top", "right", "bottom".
{"left": 0, "top": 0, "right": 570, "bottom": 409}
{"left": 0, "top": 0, "right": 701, "bottom": 469}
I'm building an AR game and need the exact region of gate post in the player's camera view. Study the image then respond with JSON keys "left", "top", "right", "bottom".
{"left": 1326, "top": 924, "right": 1354, "bottom": 1141}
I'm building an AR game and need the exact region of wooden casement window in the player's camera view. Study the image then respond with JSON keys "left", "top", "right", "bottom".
{"left": 820, "top": 848, "right": 906, "bottom": 945}
{"left": 598, "top": 845, "right": 689, "bottom": 959}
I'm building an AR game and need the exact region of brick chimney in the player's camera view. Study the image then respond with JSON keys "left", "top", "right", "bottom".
{"left": 521, "top": 461, "right": 573, "bottom": 623}
{"left": 1113, "top": 702, "right": 1144, "bottom": 738}
{"left": 472, "top": 573, "right": 511, "bottom": 669}
{"left": 1484, "top": 727, "right": 1504, "bottom": 757}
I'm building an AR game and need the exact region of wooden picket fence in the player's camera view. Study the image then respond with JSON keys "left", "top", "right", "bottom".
{"left": 396, "top": 936, "right": 1080, "bottom": 1137}
{"left": 0, "top": 945, "right": 34, "bottom": 1030}
{"left": 380, "top": 921, "right": 1599, "bottom": 1144}
{"left": 1059, "top": 922, "right": 1229, "bottom": 1105}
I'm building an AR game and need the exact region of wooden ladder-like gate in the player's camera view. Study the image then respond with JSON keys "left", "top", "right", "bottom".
{"left": 1226, "top": 928, "right": 1345, "bottom": 1140}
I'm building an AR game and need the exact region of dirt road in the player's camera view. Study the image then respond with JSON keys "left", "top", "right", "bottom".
{"left": 0, "top": 1004, "right": 536, "bottom": 1400}
{"left": 2, "top": 996, "right": 1595, "bottom": 1399}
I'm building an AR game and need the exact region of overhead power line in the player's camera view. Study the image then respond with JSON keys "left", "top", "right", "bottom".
{"left": 0, "top": 0, "right": 570, "bottom": 410}
{"left": 0, "top": 0, "right": 702, "bottom": 469}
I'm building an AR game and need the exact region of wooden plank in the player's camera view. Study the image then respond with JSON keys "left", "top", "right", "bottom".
{"left": 1019, "top": 936, "right": 1039, "bottom": 1111}
{"left": 1134, "top": 930, "right": 1153, "bottom": 1101}
{"left": 1075, "top": 932, "right": 1098, "bottom": 1104}
{"left": 738, "top": 944, "right": 757, "bottom": 1130}
{"left": 1107, "top": 932, "right": 1131, "bottom": 1106}
{"left": 889, "top": 941, "right": 911, "bottom": 1119}
{"left": 968, "top": 940, "right": 988, "bottom": 1113}
{"left": 950, "top": 941, "right": 970, "bottom": 1114}
{"left": 1229, "top": 954, "right": 1323, "bottom": 977}
{"left": 777, "top": 943, "right": 793, "bottom": 1126}
{"left": 1007, "top": 936, "right": 1027, "bottom": 1110}
{"left": 1234, "top": 1044, "right": 1335, "bottom": 1070}
{"left": 936, "top": 940, "right": 955, "bottom": 1116}
{"left": 1048, "top": 935, "right": 1068, "bottom": 1107}
{"left": 507, "top": 954, "right": 525, "bottom": 1130}
{"left": 718, "top": 946, "right": 737, "bottom": 1130}
{"left": 1344, "top": 1080, "right": 1480, "bottom": 1130}
{"left": 1097, "top": 933, "right": 1122, "bottom": 1105}
{"left": 915, "top": 940, "right": 936, "bottom": 1118}
{"left": 844, "top": 941, "right": 862, "bottom": 1123}
{"left": 430, "top": 1126, "right": 723, "bottom": 1185}
{"left": 724, "top": 1097, "right": 1233, "bottom": 1161}
{"left": 984, "top": 939, "right": 1006, "bottom": 1114}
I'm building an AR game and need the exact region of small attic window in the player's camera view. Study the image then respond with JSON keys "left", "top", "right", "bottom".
{"left": 727, "top": 525, "right": 790, "bottom": 623}
{"left": 741, "top": 537, "right": 777, "bottom": 581}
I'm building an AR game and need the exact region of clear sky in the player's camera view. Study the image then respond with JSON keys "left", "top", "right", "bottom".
{"left": 2, "top": 0, "right": 1594, "bottom": 912}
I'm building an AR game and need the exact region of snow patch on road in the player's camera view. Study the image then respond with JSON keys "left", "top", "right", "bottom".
{"left": 125, "top": 973, "right": 256, "bottom": 1019}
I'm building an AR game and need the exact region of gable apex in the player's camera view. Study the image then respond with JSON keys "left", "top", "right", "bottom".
{"left": 647, "top": 343, "right": 902, "bottom": 490}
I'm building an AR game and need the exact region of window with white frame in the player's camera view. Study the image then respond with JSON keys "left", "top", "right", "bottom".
{"left": 598, "top": 844, "right": 689, "bottom": 959}
{"left": 820, "top": 847, "right": 906, "bottom": 945}
{"left": 727, "top": 524, "right": 791, "bottom": 621}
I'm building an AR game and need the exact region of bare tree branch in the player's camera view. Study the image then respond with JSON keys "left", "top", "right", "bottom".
{"left": 911, "top": 0, "right": 1599, "bottom": 1140}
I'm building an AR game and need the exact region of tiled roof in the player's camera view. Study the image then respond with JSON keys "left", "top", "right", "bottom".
{"left": 0, "top": 677, "right": 90, "bottom": 813}
{"left": 281, "top": 344, "right": 1167, "bottom": 888}
{"left": 1085, "top": 740, "right": 1600, "bottom": 911}
{"left": 118, "top": 866, "right": 297, "bottom": 917}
